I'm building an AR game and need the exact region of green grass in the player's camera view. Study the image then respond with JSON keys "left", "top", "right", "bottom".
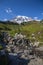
{"left": 0, "top": 22, "right": 43, "bottom": 42}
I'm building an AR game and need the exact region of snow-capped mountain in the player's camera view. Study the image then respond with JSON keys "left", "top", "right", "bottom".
{"left": 11, "top": 15, "right": 33, "bottom": 24}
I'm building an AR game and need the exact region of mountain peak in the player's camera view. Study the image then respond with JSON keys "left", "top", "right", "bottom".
{"left": 11, "top": 15, "right": 33, "bottom": 24}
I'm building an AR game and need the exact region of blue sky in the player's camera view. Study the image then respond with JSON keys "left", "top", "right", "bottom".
{"left": 0, "top": 0, "right": 43, "bottom": 20}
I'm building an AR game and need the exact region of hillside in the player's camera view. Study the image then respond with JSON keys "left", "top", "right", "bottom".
{"left": 0, "top": 21, "right": 43, "bottom": 43}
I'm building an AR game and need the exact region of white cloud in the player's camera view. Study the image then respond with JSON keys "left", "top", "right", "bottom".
{"left": 5, "top": 8, "right": 12, "bottom": 13}
{"left": 3, "top": 19, "right": 8, "bottom": 21}
{"left": 34, "top": 17, "right": 38, "bottom": 20}
{"left": 34, "top": 17, "right": 40, "bottom": 21}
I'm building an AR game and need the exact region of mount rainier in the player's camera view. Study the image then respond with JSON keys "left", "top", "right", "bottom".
{"left": 10, "top": 15, "right": 33, "bottom": 23}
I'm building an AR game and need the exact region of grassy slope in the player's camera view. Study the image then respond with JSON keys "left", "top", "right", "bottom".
{"left": 0, "top": 22, "right": 43, "bottom": 42}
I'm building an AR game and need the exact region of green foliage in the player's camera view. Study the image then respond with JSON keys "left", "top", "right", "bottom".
{"left": 39, "top": 42, "right": 43, "bottom": 46}
{"left": 0, "top": 45, "right": 3, "bottom": 50}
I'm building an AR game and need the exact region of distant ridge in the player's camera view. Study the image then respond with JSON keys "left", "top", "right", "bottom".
{"left": 0, "top": 15, "right": 41, "bottom": 24}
